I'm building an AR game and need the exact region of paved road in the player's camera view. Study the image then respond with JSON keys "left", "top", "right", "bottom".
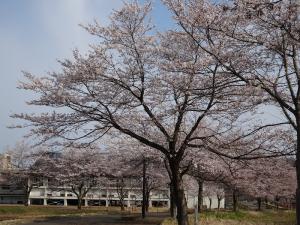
{"left": 13, "top": 213, "right": 168, "bottom": 225}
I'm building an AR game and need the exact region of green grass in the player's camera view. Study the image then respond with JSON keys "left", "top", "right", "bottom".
{"left": 0, "top": 205, "right": 123, "bottom": 221}
{"left": 162, "top": 210, "right": 296, "bottom": 225}
{"left": 204, "top": 210, "right": 295, "bottom": 224}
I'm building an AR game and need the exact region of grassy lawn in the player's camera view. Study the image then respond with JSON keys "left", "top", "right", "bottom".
{"left": 0, "top": 205, "right": 169, "bottom": 222}
{"left": 162, "top": 210, "right": 296, "bottom": 225}
{"left": 0, "top": 205, "right": 127, "bottom": 221}
{"left": 0, "top": 206, "right": 295, "bottom": 225}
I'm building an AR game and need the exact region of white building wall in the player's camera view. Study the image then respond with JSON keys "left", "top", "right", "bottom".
{"left": 1, "top": 176, "right": 225, "bottom": 209}
{"left": 202, "top": 197, "right": 225, "bottom": 209}
{"left": 29, "top": 184, "right": 170, "bottom": 207}
{"left": 185, "top": 195, "right": 225, "bottom": 209}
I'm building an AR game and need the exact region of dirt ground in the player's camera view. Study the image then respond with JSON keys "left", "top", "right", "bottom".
{"left": 1, "top": 213, "right": 167, "bottom": 225}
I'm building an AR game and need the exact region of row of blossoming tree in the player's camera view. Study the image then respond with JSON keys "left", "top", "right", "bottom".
{"left": 10, "top": 0, "right": 299, "bottom": 224}
{"left": 3, "top": 139, "right": 295, "bottom": 217}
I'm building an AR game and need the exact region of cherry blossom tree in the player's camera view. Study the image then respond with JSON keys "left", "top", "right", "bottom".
{"left": 5, "top": 141, "right": 48, "bottom": 206}
{"left": 11, "top": 1, "right": 292, "bottom": 224}
{"left": 144, "top": 163, "right": 168, "bottom": 211}
{"left": 106, "top": 171, "right": 140, "bottom": 211}
{"left": 181, "top": 163, "right": 226, "bottom": 212}
{"left": 203, "top": 183, "right": 214, "bottom": 210}
{"left": 104, "top": 148, "right": 137, "bottom": 211}
{"left": 125, "top": 153, "right": 168, "bottom": 216}
{"left": 162, "top": 0, "right": 299, "bottom": 222}
{"left": 47, "top": 147, "right": 104, "bottom": 209}
{"left": 12, "top": 3, "right": 234, "bottom": 224}
{"left": 187, "top": 149, "right": 227, "bottom": 213}
{"left": 106, "top": 137, "right": 168, "bottom": 215}
{"left": 219, "top": 157, "right": 296, "bottom": 211}
{"left": 115, "top": 177, "right": 131, "bottom": 211}
{"left": 244, "top": 158, "right": 296, "bottom": 211}
{"left": 215, "top": 185, "right": 225, "bottom": 211}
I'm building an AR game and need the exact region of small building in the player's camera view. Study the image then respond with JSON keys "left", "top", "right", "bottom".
{"left": 26, "top": 177, "right": 170, "bottom": 207}
{"left": 0, "top": 175, "right": 225, "bottom": 209}
{"left": 0, "top": 153, "right": 225, "bottom": 209}
{"left": 0, "top": 154, "right": 12, "bottom": 171}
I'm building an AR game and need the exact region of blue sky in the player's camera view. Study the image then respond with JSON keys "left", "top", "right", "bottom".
{"left": 0, "top": 0, "right": 172, "bottom": 151}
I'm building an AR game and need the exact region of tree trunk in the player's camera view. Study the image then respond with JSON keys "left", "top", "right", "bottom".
{"left": 264, "top": 196, "right": 268, "bottom": 208}
{"left": 170, "top": 161, "right": 189, "bottom": 225}
{"left": 74, "top": 186, "right": 84, "bottom": 210}
{"left": 78, "top": 197, "right": 82, "bottom": 210}
{"left": 24, "top": 192, "right": 29, "bottom": 207}
{"left": 142, "top": 159, "right": 147, "bottom": 218}
{"left": 173, "top": 181, "right": 188, "bottom": 225}
{"left": 146, "top": 191, "right": 150, "bottom": 212}
{"left": 170, "top": 182, "right": 176, "bottom": 218}
{"left": 275, "top": 196, "right": 280, "bottom": 210}
{"left": 209, "top": 198, "right": 212, "bottom": 210}
{"left": 197, "top": 180, "right": 203, "bottom": 213}
{"left": 217, "top": 198, "right": 221, "bottom": 210}
{"left": 120, "top": 201, "right": 125, "bottom": 211}
{"left": 296, "top": 129, "right": 300, "bottom": 225}
{"left": 24, "top": 188, "right": 30, "bottom": 207}
{"left": 257, "top": 197, "right": 262, "bottom": 211}
{"left": 117, "top": 178, "right": 126, "bottom": 211}
{"left": 232, "top": 190, "right": 238, "bottom": 212}
{"left": 24, "top": 183, "right": 31, "bottom": 207}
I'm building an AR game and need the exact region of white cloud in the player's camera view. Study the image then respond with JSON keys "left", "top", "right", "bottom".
{"left": 0, "top": 0, "right": 123, "bottom": 151}
{"left": 34, "top": 0, "right": 123, "bottom": 56}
